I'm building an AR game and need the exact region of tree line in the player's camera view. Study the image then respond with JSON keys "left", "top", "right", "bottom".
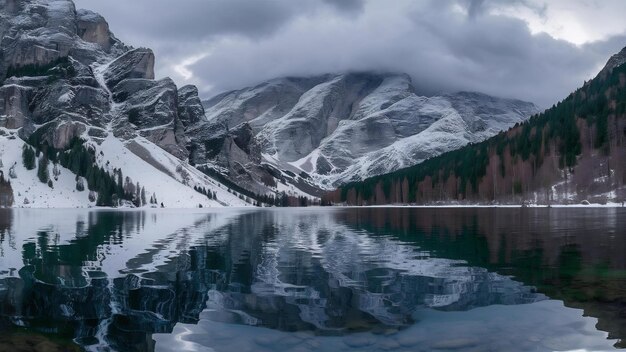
{"left": 4, "top": 57, "right": 75, "bottom": 83}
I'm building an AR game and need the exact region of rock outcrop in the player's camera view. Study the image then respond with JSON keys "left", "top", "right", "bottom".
{"left": 0, "top": 0, "right": 195, "bottom": 156}
{"left": 76, "top": 9, "right": 113, "bottom": 51}
{"left": 103, "top": 48, "right": 155, "bottom": 89}
{"left": 178, "top": 85, "right": 205, "bottom": 129}
{"left": 597, "top": 46, "right": 626, "bottom": 78}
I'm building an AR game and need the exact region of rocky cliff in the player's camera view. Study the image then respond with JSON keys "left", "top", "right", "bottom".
{"left": 0, "top": 0, "right": 248, "bottom": 207}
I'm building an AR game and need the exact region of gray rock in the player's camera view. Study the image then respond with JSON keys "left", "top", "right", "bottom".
{"left": 29, "top": 80, "right": 110, "bottom": 127}
{"left": 178, "top": 85, "right": 205, "bottom": 129}
{"left": 597, "top": 46, "right": 626, "bottom": 78}
{"left": 0, "top": 84, "right": 35, "bottom": 129}
{"left": 29, "top": 119, "right": 86, "bottom": 149}
{"left": 114, "top": 78, "right": 177, "bottom": 128}
{"left": 112, "top": 77, "right": 188, "bottom": 158}
{"left": 76, "top": 9, "right": 113, "bottom": 52}
{"left": 102, "top": 48, "right": 155, "bottom": 89}
{"left": 0, "top": 0, "right": 186, "bottom": 162}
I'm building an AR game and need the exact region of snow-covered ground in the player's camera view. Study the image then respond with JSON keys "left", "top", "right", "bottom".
{"left": 89, "top": 133, "right": 249, "bottom": 208}
{"left": 0, "top": 130, "right": 93, "bottom": 208}
{"left": 0, "top": 128, "right": 250, "bottom": 208}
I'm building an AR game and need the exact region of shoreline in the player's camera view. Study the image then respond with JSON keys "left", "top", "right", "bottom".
{"left": 1, "top": 203, "right": 625, "bottom": 210}
{"left": 350, "top": 203, "right": 626, "bottom": 208}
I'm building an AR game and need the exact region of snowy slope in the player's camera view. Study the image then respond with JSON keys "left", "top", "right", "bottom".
{"left": 88, "top": 134, "right": 250, "bottom": 208}
{"left": 92, "top": 134, "right": 249, "bottom": 208}
{"left": 0, "top": 130, "right": 93, "bottom": 208}
{"left": 201, "top": 73, "right": 539, "bottom": 192}
{"left": 0, "top": 128, "right": 250, "bottom": 208}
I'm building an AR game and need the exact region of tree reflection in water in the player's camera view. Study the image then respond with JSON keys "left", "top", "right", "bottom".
{"left": 0, "top": 208, "right": 623, "bottom": 351}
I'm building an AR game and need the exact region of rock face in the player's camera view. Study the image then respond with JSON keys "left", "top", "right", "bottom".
{"left": 111, "top": 77, "right": 188, "bottom": 158}
{"left": 597, "top": 46, "right": 626, "bottom": 79}
{"left": 0, "top": 83, "right": 35, "bottom": 129}
{"left": 0, "top": 0, "right": 192, "bottom": 157}
{"left": 178, "top": 85, "right": 205, "bottom": 129}
{"left": 195, "top": 73, "right": 539, "bottom": 192}
{"left": 103, "top": 48, "right": 155, "bottom": 89}
{"left": 76, "top": 9, "right": 113, "bottom": 51}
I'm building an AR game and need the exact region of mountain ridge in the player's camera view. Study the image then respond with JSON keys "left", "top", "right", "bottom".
{"left": 196, "top": 72, "right": 538, "bottom": 196}
{"left": 327, "top": 48, "right": 626, "bottom": 206}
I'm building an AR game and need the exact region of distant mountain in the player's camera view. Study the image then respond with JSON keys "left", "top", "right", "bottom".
{"left": 194, "top": 73, "right": 537, "bottom": 196}
{"left": 328, "top": 47, "right": 626, "bottom": 206}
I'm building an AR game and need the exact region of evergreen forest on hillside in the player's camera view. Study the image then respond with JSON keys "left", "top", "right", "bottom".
{"left": 326, "top": 62, "right": 626, "bottom": 205}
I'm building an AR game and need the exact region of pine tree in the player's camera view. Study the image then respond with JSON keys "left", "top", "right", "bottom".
{"left": 135, "top": 182, "right": 141, "bottom": 207}
{"left": 140, "top": 187, "right": 146, "bottom": 206}
{"left": 37, "top": 155, "right": 49, "bottom": 183}
{"left": 22, "top": 145, "right": 36, "bottom": 170}
{"left": 117, "top": 169, "right": 124, "bottom": 198}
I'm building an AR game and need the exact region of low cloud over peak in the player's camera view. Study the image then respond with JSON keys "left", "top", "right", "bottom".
{"left": 75, "top": 0, "right": 626, "bottom": 107}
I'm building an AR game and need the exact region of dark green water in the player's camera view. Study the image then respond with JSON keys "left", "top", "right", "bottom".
{"left": 0, "top": 207, "right": 624, "bottom": 351}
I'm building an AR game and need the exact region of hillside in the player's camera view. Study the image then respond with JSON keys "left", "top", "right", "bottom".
{"left": 326, "top": 48, "right": 626, "bottom": 206}
{"left": 196, "top": 73, "right": 537, "bottom": 196}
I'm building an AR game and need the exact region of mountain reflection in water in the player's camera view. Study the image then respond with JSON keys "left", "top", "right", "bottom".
{"left": 0, "top": 208, "right": 624, "bottom": 351}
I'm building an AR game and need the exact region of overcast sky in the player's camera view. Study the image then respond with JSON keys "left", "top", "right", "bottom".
{"left": 73, "top": 0, "right": 626, "bottom": 107}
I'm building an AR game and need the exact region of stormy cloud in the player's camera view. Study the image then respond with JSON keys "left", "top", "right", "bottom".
{"left": 74, "top": 0, "right": 626, "bottom": 107}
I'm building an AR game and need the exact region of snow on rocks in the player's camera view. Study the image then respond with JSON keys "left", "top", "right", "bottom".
{"left": 89, "top": 134, "right": 249, "bottom": 208}
{"left": 0, "top": 131, "right": 92, "bottom": 208}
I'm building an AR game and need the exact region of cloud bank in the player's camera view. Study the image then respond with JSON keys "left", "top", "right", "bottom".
{"left": 74, "top": 0, "right": 626, "bottom": 107}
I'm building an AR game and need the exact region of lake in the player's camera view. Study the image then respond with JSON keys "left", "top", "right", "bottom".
{"left": 0, "top": 207, "right": 624, "bottom": 351}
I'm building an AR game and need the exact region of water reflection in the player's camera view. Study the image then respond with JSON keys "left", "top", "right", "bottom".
{"left": 0, "top": 208, "right": 623, "bottom": 351}
{"left": 337, "top": 208, "right": 626, "bottom": 348}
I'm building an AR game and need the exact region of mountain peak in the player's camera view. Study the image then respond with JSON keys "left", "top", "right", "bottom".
{"left": 597, "top": 46, "right": 626, "bottom": 78}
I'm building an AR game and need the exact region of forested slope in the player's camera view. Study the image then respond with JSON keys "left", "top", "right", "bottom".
{"left": 326, "top": 49, "right": 626, "bottom": 205}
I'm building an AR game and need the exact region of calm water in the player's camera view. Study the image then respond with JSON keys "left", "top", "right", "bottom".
{"left": 0, "top": 208, "right": 625, "bottom": 351}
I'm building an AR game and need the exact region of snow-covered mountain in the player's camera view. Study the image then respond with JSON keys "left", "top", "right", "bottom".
{"left": 0, "top": 0, "right": 249, "bottom": 207}
{"left": 196, "top": 73, "right": 539, "bottom": 193}
{"left": 0, "top": 0, "right": 538, "bottom": 206}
